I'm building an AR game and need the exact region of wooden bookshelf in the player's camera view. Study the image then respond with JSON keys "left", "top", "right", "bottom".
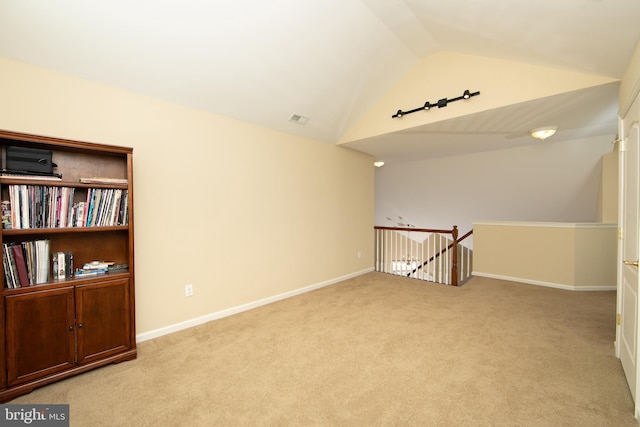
{"left": 0, "top": 130, "right": 136, "bottom": 402}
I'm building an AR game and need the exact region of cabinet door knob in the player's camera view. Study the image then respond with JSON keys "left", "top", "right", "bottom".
{"left": 78, "top": 323, "right": 84, "bottom": 328}
{"left": 68, "top": 326, "right": 74, "bottom": 331}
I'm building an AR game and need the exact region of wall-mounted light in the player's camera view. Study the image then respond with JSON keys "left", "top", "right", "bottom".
{"left": 530, "top": 126, "right": 558, "bottom": 140}
{"left": 392, "top": 89, "right": 480, "bottom": 118}
{"left": 374, "top": 161, "right": 385, "bottom": 167}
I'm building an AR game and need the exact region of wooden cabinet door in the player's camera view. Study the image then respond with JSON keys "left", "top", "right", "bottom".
{"left": 76, "top": 278, "right": 131, "bottom": 364}
{"left": 5, "top": 288, "right": 76, "bottom": 386}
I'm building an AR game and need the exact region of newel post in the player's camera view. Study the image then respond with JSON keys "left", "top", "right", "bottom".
{"left": 451, "top": 225, "right": 458, "bottom": 286}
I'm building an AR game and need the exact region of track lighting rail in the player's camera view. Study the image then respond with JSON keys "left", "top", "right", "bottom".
{"left": 392, "top": 89, "right": 480, "bottom": 118}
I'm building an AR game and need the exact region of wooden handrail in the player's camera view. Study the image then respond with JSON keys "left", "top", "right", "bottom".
{"left": 410, "top": 227, "right": 473, "bottom": 286}
{"left": 408, "top": 229, "right": 473, "bottom": 272}
{"left": 374, "top": 225, "right": 473, "bottom": 286}
{"left": 374, "top": 226, "right": 457, "bottom": 235}
{"left": 458, "top": 229, "right": 473, "bottom": 242}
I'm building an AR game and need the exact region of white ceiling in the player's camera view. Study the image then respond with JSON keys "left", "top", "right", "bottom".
{"left": 1, "top": 0, "right": 639, "bottom": 163}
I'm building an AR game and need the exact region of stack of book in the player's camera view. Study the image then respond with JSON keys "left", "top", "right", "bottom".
{"left": 75, "top": 261, "right": 111, "bottom": 277}
{"left": 75, "top": 261, "right": 128, "bottom": 277}
{"left": 2, "top": 239, "right": 50, "bottom": 288}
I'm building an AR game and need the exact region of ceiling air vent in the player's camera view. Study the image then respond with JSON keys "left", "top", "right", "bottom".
{"left": 288, "top": 113, "right": 309, "bottom": 125}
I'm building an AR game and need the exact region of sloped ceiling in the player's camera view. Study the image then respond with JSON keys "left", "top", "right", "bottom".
{"left": 0, "top": 0, "right": 639, "bottom": 163}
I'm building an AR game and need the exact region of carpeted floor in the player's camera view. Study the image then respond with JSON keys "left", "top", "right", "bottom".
{"left": 9, "top": 273, "right": 638, "bottom": 426}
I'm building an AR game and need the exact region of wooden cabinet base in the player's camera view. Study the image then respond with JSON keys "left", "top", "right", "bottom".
{"left": 0, "top": 348, "right": 136, "bottom": 403}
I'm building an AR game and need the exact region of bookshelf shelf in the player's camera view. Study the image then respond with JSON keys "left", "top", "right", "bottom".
{"left": 0, "top": 178, "right": 129, "bottom": 190}
{"left": 2, "top": 226, "right": 130, "bottom": 236}
{"left": 0, "top": 130, "right": 136, "bottom": 402}
{"left": 2, "top": 271, "right": 131, "bottom": 294}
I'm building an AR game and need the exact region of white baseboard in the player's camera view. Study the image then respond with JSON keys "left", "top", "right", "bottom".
{"left": 136, "top": 267, "right": 374, "bottom": 343}
{"left": 472, "top": 271, "right": 616, "bottom": 292}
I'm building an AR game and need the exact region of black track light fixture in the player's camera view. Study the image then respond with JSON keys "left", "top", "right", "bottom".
{"left": 391, "top": 89, "right": 480, "bottom": 118}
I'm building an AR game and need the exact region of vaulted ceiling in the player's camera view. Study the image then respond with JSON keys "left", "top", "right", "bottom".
{"left": 1, "top": 0, "right": 639, "bottom": 163}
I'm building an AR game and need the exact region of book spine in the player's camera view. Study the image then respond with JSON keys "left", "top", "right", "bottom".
{"left": 66, "top": 252, "right": 74, "bottom": 278}
{"left": 35, "top": 239, "right": 50, "bottom": 284}
{"left": 2, "top": 200, "right": 11, "bottom": 229}
{"left": 75, "top": 268, "right": 108, "bottom": 277}
{"left": 66, "top": 188, "right": 75, "bottom": 227}
{"left": 11, "top": 244, "right": 30, "bottom": 287}
{"left": 20, "top": 185, "right": 28, "bottom": 229}
{"left": 58, "top": 251, "right": 65, "bottom": 280}
{"left": 75, "top": 202, "right": 85, "bottom": 227}
{"left": 6, "top": 244, "right": 20, "bottom": 288}
{"left": 23, "top": 241, "right": 34, "bottom": 285}
{"left": 8, "top": 186, "right": 18, "bottom": 229}
{"left": 85, "top": 188, "right": 94, "bottom": 227}
{"left": 3, "top": 244, "right": 17, "bottom": 288}
{"left": 121, "top": 190, "right": 129, "bottom": 225}
{"left": 90, "top": 189, "right": 102, "bottom": 227}
{"left": 52, "top": 252, "right": 58, "bottom": 280}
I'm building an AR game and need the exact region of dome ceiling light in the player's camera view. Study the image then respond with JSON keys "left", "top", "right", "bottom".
{"left": 530, "top": 126, "right": 558, "bottom": 140}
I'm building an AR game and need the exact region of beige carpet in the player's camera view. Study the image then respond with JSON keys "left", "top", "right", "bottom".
{"left": 10, "top": 273, "right": 638, "bottom": 426}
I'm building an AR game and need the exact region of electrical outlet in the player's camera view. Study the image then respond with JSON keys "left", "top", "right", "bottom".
{"left": 185, "top": 284, "right": 194, "bottom": 297}
{"left": 357, "top": 250, "right": 362, "bottom": 259}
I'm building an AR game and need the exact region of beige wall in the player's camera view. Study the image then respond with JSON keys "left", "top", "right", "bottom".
{"left": 0, "top": 57, "right": 375, "bottom": 338}
{"left": 473, "top": 221, "right": 617, "bottom": 290}
{"left": 620, "top": 41, "right": 640, "bottom": 118}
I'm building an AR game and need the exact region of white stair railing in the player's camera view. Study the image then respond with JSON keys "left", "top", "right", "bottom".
{"left": 374, "top": 226, "right": 473, "bottom": 286}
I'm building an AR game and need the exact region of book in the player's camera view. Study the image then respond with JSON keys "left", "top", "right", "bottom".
{"left": 74, "top": 268, "right": 108, "bottom": 277}
{"left": 84, "top": 188, "right": 95, "bottom": 227}
{"left": 8, "top": 186, "right": 18, "bottom": 229}
{"left": 108, "top": 264, "right": 129, "bottom": 273}
{"left": 2, "top": 200, "right": 11, "bottom": 229}
{"left": 34, "top": 239, "right": 50, "bottom": 284}
{"left": 75, "top": 202, "right": 85, "bottom": 227}
{"left": 109, "top": 189, "right": 122, "bottom": 226}
{"left": 23, "top": 241, "right": 34, "bottom": 285}
{"left": 55, "top": 251, "right": 65, "bottom": 280}
{"left": 1, "top": 169, "right": 62, "bottom": 180}
{"left": 11, "top": 244, "right": 30, "bottom": 287}
{"left": 83, "top": 261, "right": 114, "bottom": 270}
{"left": 20, "top": 184, "right": 29, "bottom": 229}
{"left": 90, "top": 189, "right": 102, "bottom": 227}
{"left": 79, "top": 177, "right": 128, "bottom": 185}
